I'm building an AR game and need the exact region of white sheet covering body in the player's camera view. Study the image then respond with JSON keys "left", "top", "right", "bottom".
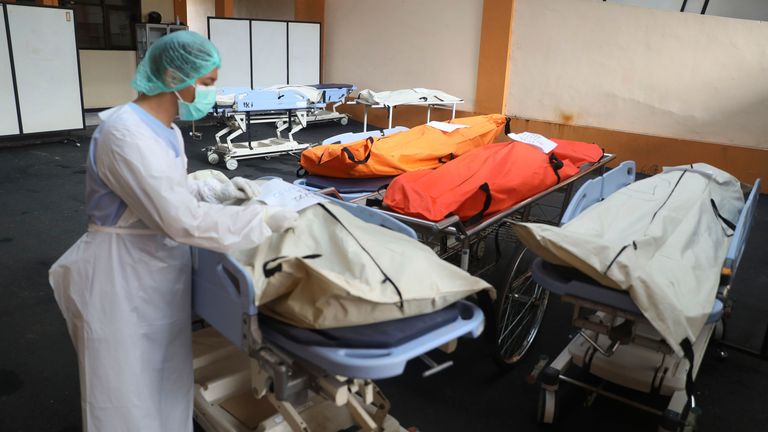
{"left": 356, "top": 88, "right": 463, "bottom": 106}
{"left": 513, "top": 163, "right": 744, "bottom": 355}
{"left": 232, "top": 200, "right": 492, "bottom": 329}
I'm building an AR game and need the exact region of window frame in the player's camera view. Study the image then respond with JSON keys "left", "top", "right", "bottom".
{"left": 64, "top": 0, "right": 141, "bottom": 51}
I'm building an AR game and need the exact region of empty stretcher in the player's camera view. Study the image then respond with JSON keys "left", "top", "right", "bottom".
{"left": 191, "top": 197, "right": 485, "bottom": 432}
{"left": 353, "top": 88, "right": 464, "bottom": 132}
{"left": 207, "top": 84, "right": 356, "bottom": 170}
{"left": 525, "top": 162, "right": 761, "bottom": 431}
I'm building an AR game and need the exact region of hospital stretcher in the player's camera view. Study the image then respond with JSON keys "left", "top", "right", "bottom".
{"left": 190, "top": 197, "right": 485, "bottom": 432}
{"left": 207, "top": 84, "right": 355, "bottom": 170}
{"left": 530, "top": 163, "right": 761, "bottom": 431}
{"left": 295, "top": 129, "right": 616, "bottom": 367}
{"left": 352, "top": 88, "right": 464, "bottom": 132}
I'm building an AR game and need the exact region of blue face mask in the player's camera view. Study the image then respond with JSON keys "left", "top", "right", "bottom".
{"left": 175, "top": 85, "right": 217, "bottom": 121}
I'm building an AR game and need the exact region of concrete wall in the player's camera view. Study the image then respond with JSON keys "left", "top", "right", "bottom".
{"left": 233, "top": 0, "right": 294, "bottom": 20}
{"left": 187, "top": 0, "right": 215, "bottom": 36}
{"left": 506, "top": 0, "right": 768, "bottom": 149}
{"left": 79, "top": 50, "right": 137, "bottom": 109}
{"left": 324, "top": 0, "right": 483, "bottom": 111}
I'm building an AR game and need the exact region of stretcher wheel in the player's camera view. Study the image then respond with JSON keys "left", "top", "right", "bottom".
{"left": 207, "top": 152, "right": 220, "bottom": 165}
{"left": 225, "top": 158, "right": 238, "bottom": 171}
{"left": 659, "top": 407, "right": 700, "bottom": 432}
{"left": 492, "top": 246, "right": 549, "bottom": 368}
{"left": 339, "top": 116, "right": 349, "bottom": 126}
{"left": 537, "top": 389, "right": 557, "bottom": 424}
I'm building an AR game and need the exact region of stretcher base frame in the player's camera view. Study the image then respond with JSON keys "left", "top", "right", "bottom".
{"left": 192, "top": 328, "right": 405, "bottom": 432}
{"left": 533, "top": 167, "right": 761, "bottom": 431}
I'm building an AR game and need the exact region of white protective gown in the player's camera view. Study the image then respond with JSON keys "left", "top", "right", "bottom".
{"left": 49, "top": 104, "right": 275, "bottom": 432}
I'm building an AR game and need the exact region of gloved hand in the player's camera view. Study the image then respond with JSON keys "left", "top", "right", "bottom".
{"left": 265, "top": 207, "right": 300, "bottom": 233}
{"left": 231, "top": 177, "right": 261, "bottom": 200}
{"left": 191, "top": 177, "right": 247, "bottom": 204}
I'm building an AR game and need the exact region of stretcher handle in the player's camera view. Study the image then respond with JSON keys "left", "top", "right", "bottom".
{"left": 218, "top": 254, "right": 257, "bottom": 314}
{"left": 721, "top": 179, "right": 761, "bottom": 285}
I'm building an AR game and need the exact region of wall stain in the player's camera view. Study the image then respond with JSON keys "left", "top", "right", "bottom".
{"left": 559, "top": 111, "right": 575, "bottom": 125}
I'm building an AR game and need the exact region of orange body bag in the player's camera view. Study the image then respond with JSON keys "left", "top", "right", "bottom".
{"left": 299, "top": 114, "right": 508, "bottom": 178}
{"left": 382, "top": 139, "right": 604, "bottom": 222}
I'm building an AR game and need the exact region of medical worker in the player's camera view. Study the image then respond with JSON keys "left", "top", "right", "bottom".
{"left": 48, "top": 31, "right": 296, "bottom": 431}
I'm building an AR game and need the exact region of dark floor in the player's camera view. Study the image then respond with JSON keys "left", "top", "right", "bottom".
{"left": 1, "top": 119, "right": 767, "bottom": 432}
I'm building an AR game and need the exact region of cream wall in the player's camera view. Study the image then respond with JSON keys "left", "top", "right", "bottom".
{"left": 187, "top": 0, "right": 216, "bottom": 36}
{"left": 141, "top": 0, "right": 176, "bottom": 23}
{"left": 324, "top": 0, "right": 484, "bottom": 111}
{"left": 79, "top": 50, "right": 137, "bottom": 109}
{"left": 507, "top": 0, "right": 768, "bottom": 149}
{"left": 234, "top": 0, "right": 294, "bottom": 20}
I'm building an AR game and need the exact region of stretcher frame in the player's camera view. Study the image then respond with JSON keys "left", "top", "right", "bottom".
{"left": 351, "top": 98, "right": 464, "bottom": 132}
{"left": 315, "top": 151, "right": 616, "bottom": 366}
{"left": 207, "top": 85, "right": 355, "bottom": 170}
{"left": 191, "top": 195, "right": 485, "bottom": 432}
{"left": 530, "top": 165, "right": 761, "bottom": 431}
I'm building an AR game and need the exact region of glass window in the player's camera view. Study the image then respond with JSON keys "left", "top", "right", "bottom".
{"left": 73, "top": 4, "right": 106, "bottom": 49}
{"left": 106, "top": 7, "right": 135, "bottom": 49}
{"left": 62, "top": 0, "right": 141, "bottom": 50}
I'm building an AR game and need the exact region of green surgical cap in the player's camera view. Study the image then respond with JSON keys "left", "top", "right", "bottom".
{"left": 132, "top": 30, "right": 221, "bottom": 96}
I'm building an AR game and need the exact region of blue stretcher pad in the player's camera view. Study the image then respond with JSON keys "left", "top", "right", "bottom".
{"left": 303, "top": 175, "right": 395, "bottom": 194}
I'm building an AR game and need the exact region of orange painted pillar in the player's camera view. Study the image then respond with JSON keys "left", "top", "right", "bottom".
{"left": 37, "top": 0, "right": 59, "bottom": 6}
{"left": 474, "top": 0, "right": 515, "bottom": 115}
{"left": 294, "top": 0, "right": 325, "bottom": 82}
{"left": 174, "top": 0, "right": 188, "bottom": 25}
{"left": 215, "top": 0, "right": 234, "bottom": 17}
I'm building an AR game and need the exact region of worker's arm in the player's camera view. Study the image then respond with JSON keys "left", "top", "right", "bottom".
{"left": 95, "top": 122, "right": 280, "bottom": 254}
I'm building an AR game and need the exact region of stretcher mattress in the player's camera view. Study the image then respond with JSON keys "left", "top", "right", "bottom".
{"left": 513, "top": 163, "right": 745, "bottom": 355}
{"left": 304, "top": 175, "right": 394, "bottom": 194}
{"left": 215, "top": 85, "right": 323, "bottom": 107}
{"left": 260, "top": 302, "right": 460, "bottom": 348}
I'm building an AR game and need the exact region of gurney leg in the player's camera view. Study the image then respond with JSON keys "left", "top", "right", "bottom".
{"left": 370, "top": 382, "right": 391, "bottom": 426}
{"left": 346, "top": 396, "right": 379, "bottom": 432}
{"left": 267, "top": 393, "right": 311, "bottom": 432}
{"left": 363, "top": 105, "right": 369, "bottom": 132}
{"left": 214, "top": 125, "right": 233, "bottom": 145}
{"left": 426, "top": 105, "right": 431, "bottom": 123}
{"left": 660, "top": 389, "right": 700, "bottom": 432}
{"left": 538, "top": 338, "right": 575, "bottom": 424}
{"left": 451, "top": 103, "right": 456, "bottom": 120}
{"left": 276, "top": 118, "right": 289, "bottom": 140}
{"left": 288, "top": 111, "right": 308, "bottom": 142}
{"left": 388, "top": 106, "right": 393, "bottom": 129}
{"left": 226, "top": 129, "right": 243, "bottom": 147}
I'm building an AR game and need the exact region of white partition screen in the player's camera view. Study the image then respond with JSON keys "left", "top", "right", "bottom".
{"left": 3, "top": 4, "right": 83, "bottom": 135}
{"left": 0, "top": 6, "right": 19, "bottom": 136}
{"left": 209, "top": 17, "right": 320, "bottom": 88}
{"left": 209, "top": 18, "right": 251, "bottom": 88}
{"left": 251, "top": 21, "right": 287, "bottom": 87}
{"left": 288, "top": 22, "right": 320, "bottom": 85}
